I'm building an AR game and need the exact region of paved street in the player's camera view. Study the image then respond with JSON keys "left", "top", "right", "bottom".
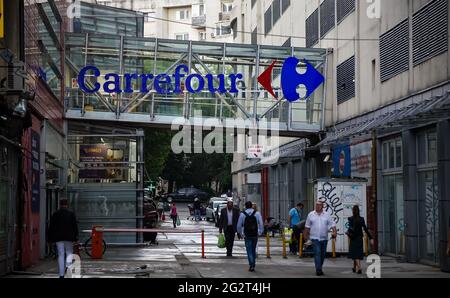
{"left": 8, "top": 204, "right": 449, "bottom": 279}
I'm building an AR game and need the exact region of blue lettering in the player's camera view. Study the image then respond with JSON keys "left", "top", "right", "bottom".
{"left": 173, "top": 65, "right": 188, "bottom": 94}
{"left": 154, "top": 74, "right": 171, "bottom": 94}
{"left": 78, "top": 66, "right": 100, "bottom": 94}
{"left": 139, "top": 74, "right": 154, "bottom": 93}
{"left": 228, "top": 73, "right": 244, "bottom": 93}
{"left": 103, "top": 73, "right": 122, "bottom": 93}
{"left": 124, "top": 73, "right": 138, "bottom": 93}
{"left": 186, "top": 74, "right": 205, "bottom": 93}
{"left": 206, "top": 74, "right": 227, "bottom": 94}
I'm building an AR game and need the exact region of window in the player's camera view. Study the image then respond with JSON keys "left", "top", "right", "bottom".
{"left": 264, "top": 6, "right": 272, "bottom": 35}
{"left": 251, "top": 27, "right": 258, "bottom": 44}
{"left": 282, "top": 0, "right": 290, "bottom": 13}
{"left": 380, "top": 19, "right": 409, "bottom": 82}
{"left": 337, "top": 56, "right": 355, "bottom": 104}
{"left": 413, "top": 0, "right": 448, "bottom": 66}
{"left": 372, "top": 59, "right": 376, "bottom": 90}
{"left": 320, "top": 0, "right": 335, "bottom": 38}
{"left": 222, "top": 2, "right": 233, "bottom": 13}
{"left": 306, "top": 9, "right": 319, "bottom": 47}
{"left": 382, "top": 138, "right": 402, "bottom": 170}
{"left": 273, "top": 0, "right": 281, "bottom": 25}
{"left": 337, "top": 0, "right": 355, "bottom": 23}
{"left": 199, "top": 4, "right": 205, "bottom": 15}
{"left": 177, "top": 9, "right": 190, "bottom": 20}
{"left": 417, "top": 130, "right": 437, "bottom": 165}
{"left": 175, "top": 33, "right": 189, "bottom": 40}
{"left": 216, "top": 25, "right": 231, "bottom": 36}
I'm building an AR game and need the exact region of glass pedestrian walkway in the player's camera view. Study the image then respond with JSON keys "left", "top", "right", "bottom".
{"left": 65, "top": 33, "right": 327, "bottom": 136}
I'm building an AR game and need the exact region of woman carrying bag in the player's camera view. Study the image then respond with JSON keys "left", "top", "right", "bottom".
{"left": 346, "top": 205, "right": 374, "bottom": 274}
{"left": 170, "top": 203, "right": 178, "bottom": 228}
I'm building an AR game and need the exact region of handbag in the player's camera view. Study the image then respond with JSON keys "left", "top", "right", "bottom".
{"left": 176, "top": 215, "right": 181, "bottom": 226}
{"left": 217, "top": 233, "right": 226, "bottom": 248}
{"left": 346, "top": 227, "right": 356, "bottom": 240}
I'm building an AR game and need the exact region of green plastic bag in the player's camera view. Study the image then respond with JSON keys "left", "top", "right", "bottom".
{"left": 284, "top": 228, "right": 293, "bottom": 244}
{"left": 176, "top": 215, "right": 181, "bottom": 226}
{"left": 217, "top": 233, "right": 226, "bottom": 248}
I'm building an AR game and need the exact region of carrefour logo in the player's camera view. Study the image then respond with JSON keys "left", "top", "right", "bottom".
{"left": 77, "top": 58, "right": 324, "bottom": 102}
{"left": 258, "top": 57, "right": 325, "bottom": 102}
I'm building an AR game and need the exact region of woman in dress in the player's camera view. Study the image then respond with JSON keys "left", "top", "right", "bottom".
{"left": 347, "top": 205, "right": 374, "bottom": 274}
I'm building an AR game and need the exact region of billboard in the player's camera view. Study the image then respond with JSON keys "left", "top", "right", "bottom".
{"left": 79, "top": 144, "right": 125, "bottom": 179}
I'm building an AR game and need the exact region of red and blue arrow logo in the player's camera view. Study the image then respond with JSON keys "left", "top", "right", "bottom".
{"left": 258, "top": 57, "right": 325, "bottom": 102}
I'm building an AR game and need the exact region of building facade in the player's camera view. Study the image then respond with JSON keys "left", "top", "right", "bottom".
{"left": 230, "top": 0, "right": 450, "bottom": 271}
{"left": 88, "top": 0, "right": 234, "bottom": 42}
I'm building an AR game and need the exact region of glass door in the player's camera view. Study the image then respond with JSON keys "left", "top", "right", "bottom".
{"left": 382, "top": 174, "right": 404, "bottom": 255}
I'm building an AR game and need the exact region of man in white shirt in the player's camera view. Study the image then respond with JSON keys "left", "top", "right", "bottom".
{"left": 304, "top": 201, "right": 337, "bottom": 276}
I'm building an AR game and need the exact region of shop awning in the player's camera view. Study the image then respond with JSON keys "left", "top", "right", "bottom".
{"left": 315, "top": 91, "right": 450, "bottom": 147}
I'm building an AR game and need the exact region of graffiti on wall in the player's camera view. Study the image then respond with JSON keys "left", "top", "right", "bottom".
{"left": 318, "top": 182, "right": 344, "bottom": 225}
{"left": 425, "top": 182, "right": 439, "bottom": 255}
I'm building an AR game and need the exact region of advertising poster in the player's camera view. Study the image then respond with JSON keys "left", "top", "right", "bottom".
{"left": 79, "top": 144, "right": 125, "bottom": 179}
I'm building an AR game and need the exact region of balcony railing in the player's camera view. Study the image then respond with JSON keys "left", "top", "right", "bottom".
{"left": 192, "top": 15, "right": 206, "bottom": 27}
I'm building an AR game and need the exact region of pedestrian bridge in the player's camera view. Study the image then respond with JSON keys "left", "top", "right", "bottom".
{"left": 65, "top": 33, "right": 328, "bottom": 137}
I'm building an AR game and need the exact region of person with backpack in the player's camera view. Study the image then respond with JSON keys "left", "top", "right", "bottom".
{"left": 287, "top": 202, "right": 304, "bottom": 254}
{"left": 237, "top": 201, "right": 264, "bottom": 272}
{"left": 48, "top": 199, "right": 79, "bottom": 278}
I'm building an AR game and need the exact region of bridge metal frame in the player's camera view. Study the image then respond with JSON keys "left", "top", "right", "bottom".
{"left": 65, "top": 33, "right": 328, "bottom": 136}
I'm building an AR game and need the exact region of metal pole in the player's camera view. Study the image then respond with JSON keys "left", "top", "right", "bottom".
{"left": 117, "top": 35, "right": 124, "bottom": 120}
{"left": 81, "top": 32, "right": 89, "bottom": 116}
{"left": 201, "top": 230, "right": 205, "bottom": 258}
{"left": 185, "top": 41, "right": 192, "bottom": 119}
{"left": 150, "top": 39, "right": 158, "bottom": 119}
{"left": 299, "top": 233, "right": 303, "bottom": 258}
{"left": 320, "top": 51, "right": 329, "bottom": 131}
{"left": 253, "top": 45, "right": 260, "bottom": 120}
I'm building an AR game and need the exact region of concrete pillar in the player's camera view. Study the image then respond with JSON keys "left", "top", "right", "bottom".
{"left": 402, "top": 130, "right": 419, "bottom": 262}
{"left": 437, "top": 120, "right": 450, "bottom": 272}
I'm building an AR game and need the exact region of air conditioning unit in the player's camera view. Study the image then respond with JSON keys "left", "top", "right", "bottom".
{"left": 211, "top": 32, "right": 216, "bottom": 38}
{"left": 0, "top": 61, "right": 26, "bottom": 94}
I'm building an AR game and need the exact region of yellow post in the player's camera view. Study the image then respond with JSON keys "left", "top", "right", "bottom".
{"left": 0, "top": 0, "right": 3, "bottom": 39}
{"left": 298, "top": 233, "right": 303, "bottom": 258}
{"left": 266, "top": 232, "right": 271, "bottom": 258}
{"left": 282, "top": 233, "right": 287, "bottom": 259}
{"left": 332, "top": 238, "right": 336, "bottom": 258}
{"left": 364, "top": 234, "right": 369, "bottom": 257}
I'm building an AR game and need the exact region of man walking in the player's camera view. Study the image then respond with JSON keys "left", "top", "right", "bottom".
{"left": 304, "top": 201, "right": 337, "bottom": 276}
{"left": 237, "top": 201, "right": 264, "bottom": 272}
{"left": 193, "top": 197, "right": 201, "bottom": 221}
{"left": 287, "top": 202, "right": 304, "bottom": 254}
{"left": 219, "top": 198, "right": 241, "bottom": 257}
{"left": 48, "top": 199, "right": 79, "bottom": 278}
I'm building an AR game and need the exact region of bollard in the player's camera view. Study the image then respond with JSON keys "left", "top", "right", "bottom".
{"left": 266, "top": 232, "right": 271, "bottom": 258}
{"left": 91, "top": 225, "right": 104, "bottom": 259}
{"left": 364, "top": 234, "right": 369, "bottom": 257}
{"left": 282, "top": 234, "right": 287, "bottom": 259}
{"left": 331, "top": 237, "right": 336, "bottom": 258}
{"left": 201, "top": 230, "right": 205, "bottom": 258}
{"left": 298, "top": 233, "right": 303, "bottom": 258}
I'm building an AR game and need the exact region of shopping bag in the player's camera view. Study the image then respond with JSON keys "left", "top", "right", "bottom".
{"left": 217, "top": 233, "right": 226, "bottom": 248}
{"left": 284, "top": 227, "right": 293, "bottom": 244}
{"left": 176, "top": 215, "right": 181, "bottom": 226}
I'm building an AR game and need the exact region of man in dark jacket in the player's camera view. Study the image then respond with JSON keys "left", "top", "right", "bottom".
{"left": 218, "top": 198, "right": 241, "bottom": 257}
{"left": 48, "top": 199, "right": 78, "bottom": 278}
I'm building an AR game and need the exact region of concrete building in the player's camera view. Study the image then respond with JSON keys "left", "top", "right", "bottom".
{"left": 230, "top": 0, "right": 450, "bottom": 271}
{"left": 87, "top": 0, "right": 234, "bottom": 42}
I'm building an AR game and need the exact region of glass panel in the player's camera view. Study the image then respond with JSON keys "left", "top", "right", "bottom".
{"left": 0, "top": 179, "right": 7, "bottom": 235}
{"left": 427, "top": 132, "right": 437, "bottom": 163}
{"left": 383, "top": 175, "right": 396, "bottom": 253}
{"left": 418, "top": 170, "right": 439, "bottom": 263}
{"left": 417, "top": 133, "right": 426, "bottom": 165}
{"left": 383, "top": 142, "right": 388, "bottom": 169}
{"left": 389, "top": 141, "right": 395, "bottom": 169}
{"left": 395, "top": 139, "right": 402, "bottom": 168}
